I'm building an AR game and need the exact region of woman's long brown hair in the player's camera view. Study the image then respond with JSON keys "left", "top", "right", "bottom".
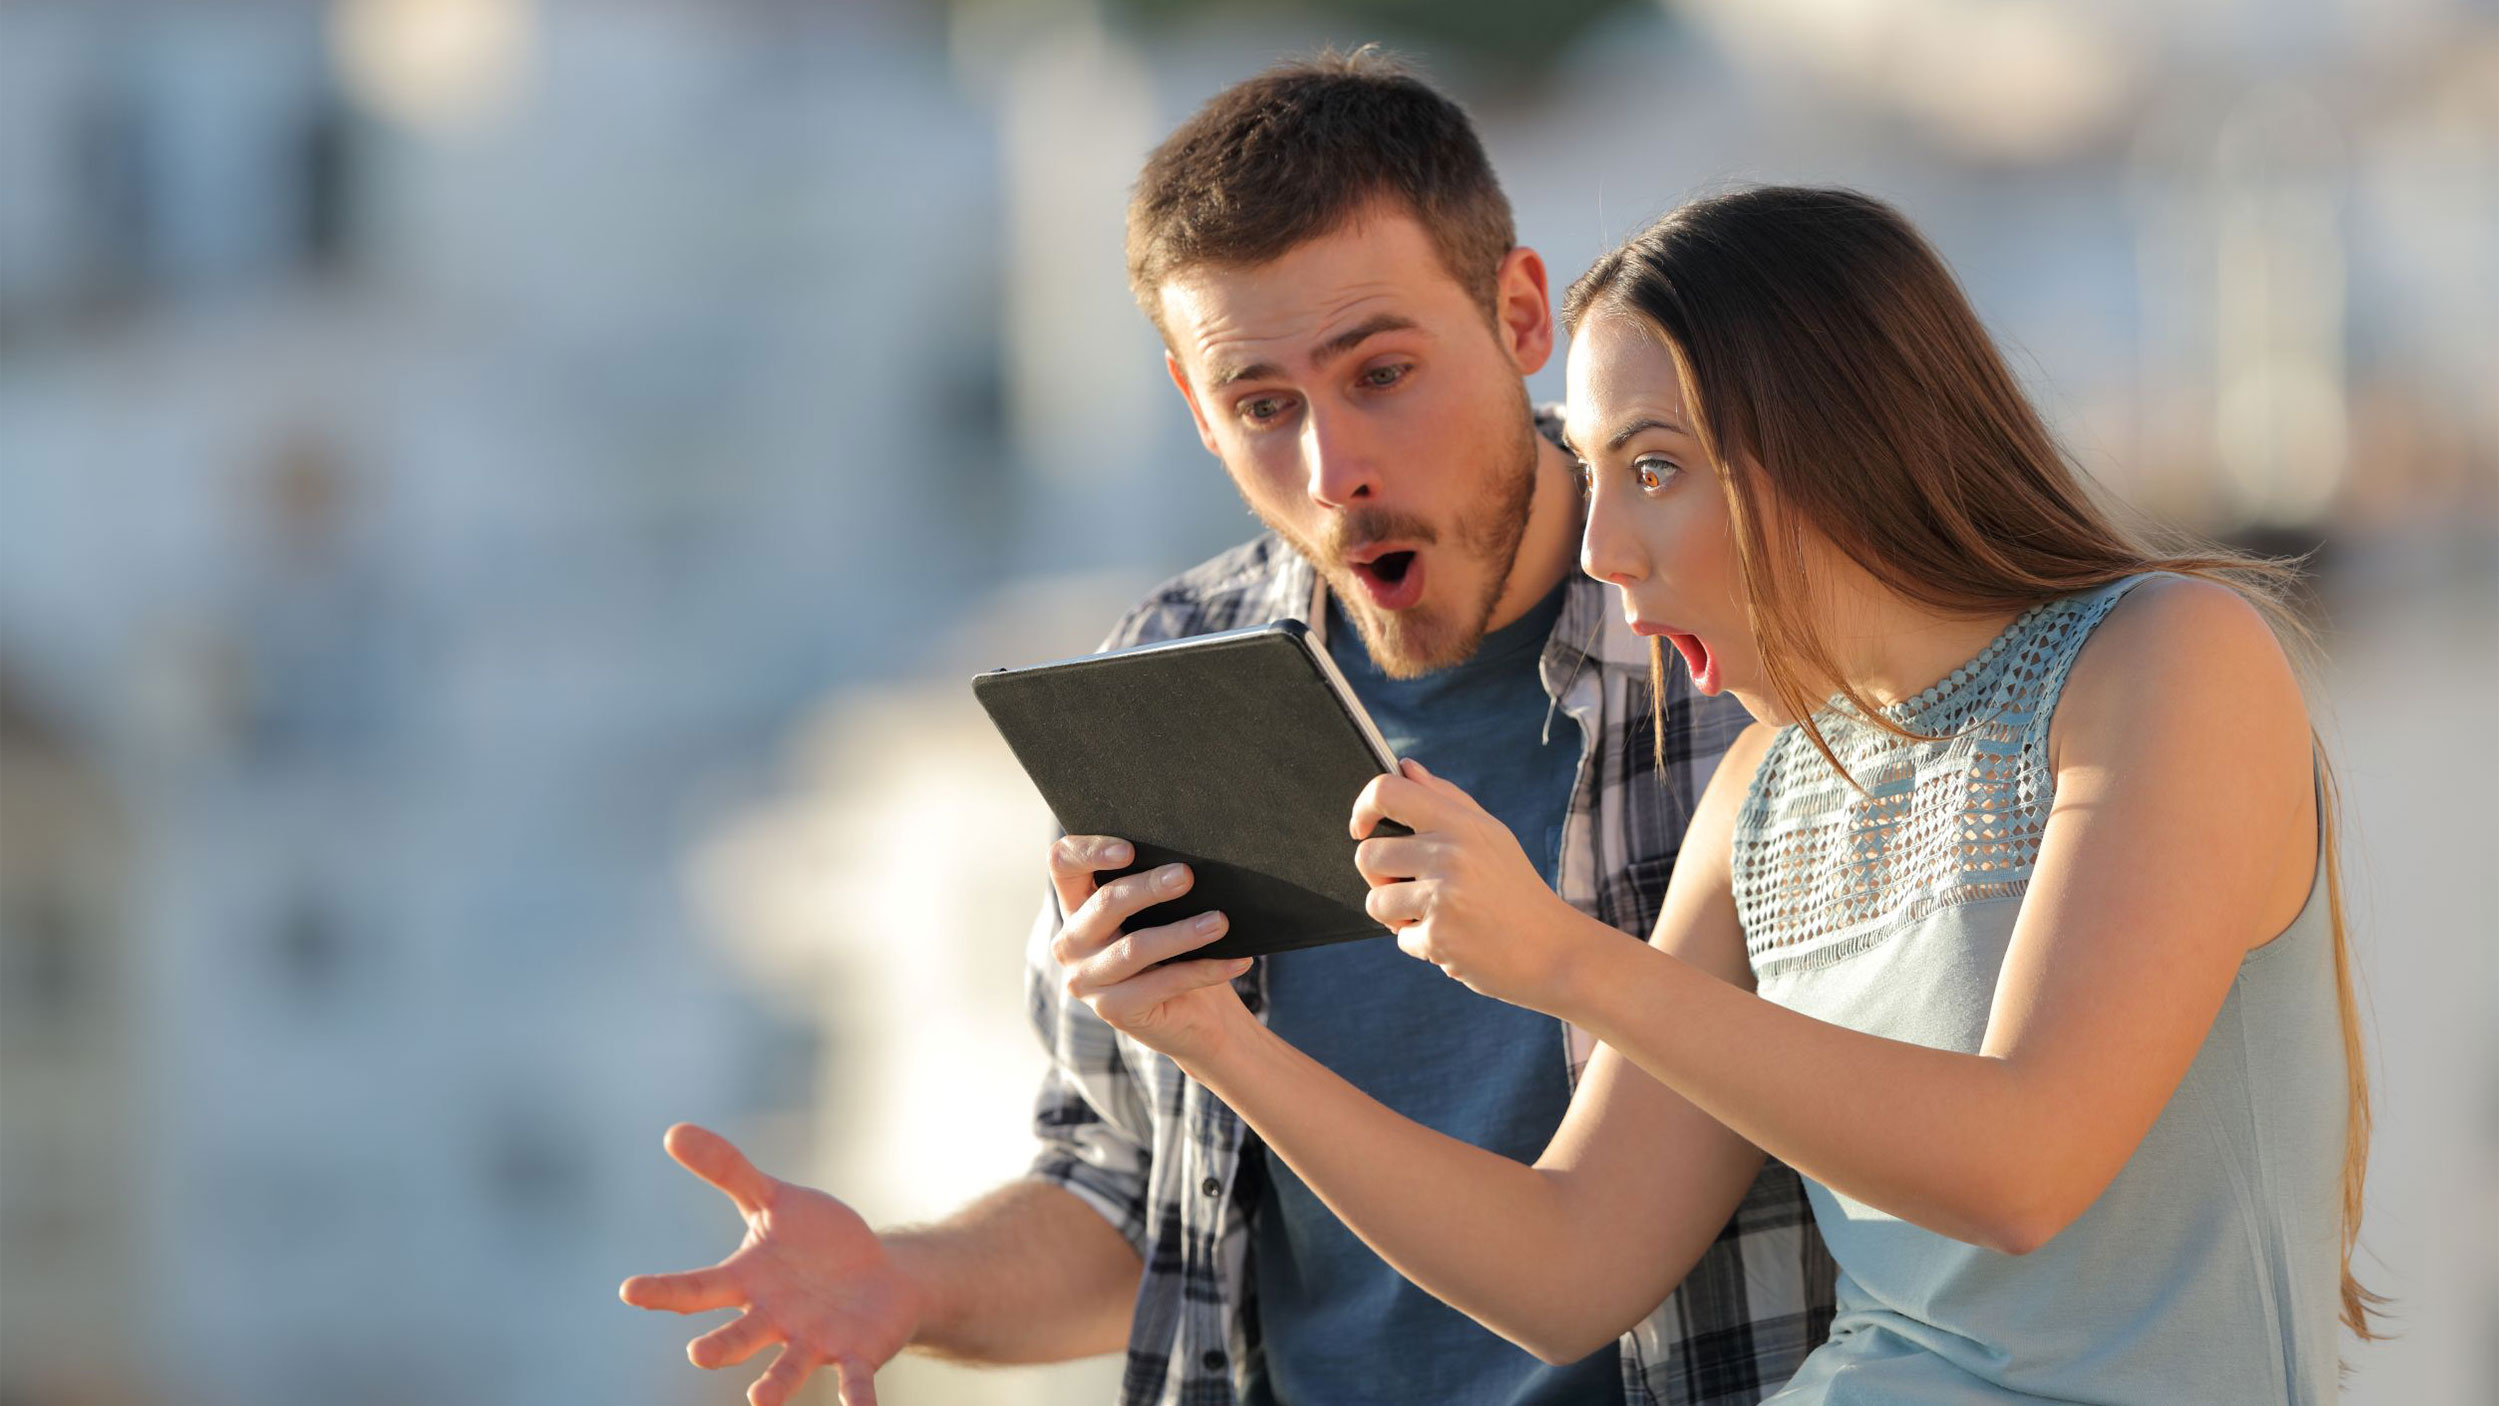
{"left": 1563, "top": 185, "right": 2382, "bottom": 1340}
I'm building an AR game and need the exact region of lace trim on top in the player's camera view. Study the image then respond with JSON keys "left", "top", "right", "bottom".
{"left": 1733, "top": 576, "right": 2155, "bottom": 977}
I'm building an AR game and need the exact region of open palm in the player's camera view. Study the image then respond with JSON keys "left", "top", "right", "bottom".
{"left": 619, "top": 1123, "right": 918, "bottom": 1406}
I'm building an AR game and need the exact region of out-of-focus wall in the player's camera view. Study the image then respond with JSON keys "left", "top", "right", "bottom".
{"left": 0, "top": 2, "right": 2486, "bottom": 1405}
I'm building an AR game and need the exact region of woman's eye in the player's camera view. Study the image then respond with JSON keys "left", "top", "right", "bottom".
{"left": 1571, "top": 457, "right": 1594, "bottom": 493}
{"left": 1634, "top": 456, "right": 1679, "bottom": 493}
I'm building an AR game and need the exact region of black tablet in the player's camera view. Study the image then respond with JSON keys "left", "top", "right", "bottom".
{"left": 972, "top": 618, "right": 1400, "bottom": 961}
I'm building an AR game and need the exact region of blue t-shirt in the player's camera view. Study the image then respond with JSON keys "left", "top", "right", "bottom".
{"left": 1244, "top": 582, "right": 1623, "bottom": 1405}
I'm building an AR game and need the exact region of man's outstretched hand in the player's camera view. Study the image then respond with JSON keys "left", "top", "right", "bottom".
{"left": 620, "top": 1123, "right": 921, "bottom": 1406}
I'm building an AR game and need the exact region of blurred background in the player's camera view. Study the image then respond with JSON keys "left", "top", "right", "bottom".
{"left": 0, "top": 1, "right": 2489, "bottom": 1403}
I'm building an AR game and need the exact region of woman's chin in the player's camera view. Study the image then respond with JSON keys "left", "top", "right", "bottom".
{"left": 1724, "top": 683, "right": 1784, "bottom": 726}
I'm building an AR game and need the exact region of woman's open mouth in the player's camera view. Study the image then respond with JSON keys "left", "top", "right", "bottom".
{"left": 1663, "top": 630, "right": 1721, "bottom": 695}
{"left": 1348, "top": 547, "right": 1427, "bottom": 611}
{"left": 1634, "top": 616, "right": 1723, "bottom": 695}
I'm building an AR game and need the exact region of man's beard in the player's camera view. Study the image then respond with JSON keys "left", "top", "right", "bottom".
{"left": 1261, "top": 403, "right": 1542, "bottom": 680}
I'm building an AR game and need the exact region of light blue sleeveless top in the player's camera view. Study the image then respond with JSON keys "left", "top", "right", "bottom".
{"left": 1732, "top": 574, "right": 2347, "bottom": 1405}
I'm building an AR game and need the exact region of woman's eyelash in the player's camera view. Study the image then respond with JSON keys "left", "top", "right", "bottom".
{"left": 1569, "top": 452, "right": 1677, "bottom": 492}
{"left": 1633, "top": 455, "right": 1680, "bottom": 488}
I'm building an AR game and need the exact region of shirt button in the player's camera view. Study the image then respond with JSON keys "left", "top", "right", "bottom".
{"left": 1200, "top": 1176, "right": 1222, "bottom": 1197}
{"left": 1202, "top": 1349, "right": 1227, "bottom": 1372}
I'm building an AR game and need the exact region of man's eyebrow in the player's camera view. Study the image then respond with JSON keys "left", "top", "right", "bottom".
{"left": 1206, "top": 313, "right": 1421, "bottom": 389}
{"left": 1312, "top": 312, "right": 1419, "bottom": 364}
{"left": 1208, "top": 358, "right": 1283, "bottom": 389}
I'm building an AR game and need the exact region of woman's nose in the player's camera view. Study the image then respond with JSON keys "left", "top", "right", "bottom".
{"left": 1579, "top": 486, "right": 1644, "bottom": 585}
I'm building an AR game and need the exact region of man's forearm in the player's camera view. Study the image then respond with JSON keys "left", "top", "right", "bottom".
{"left": 885, "top": 1178, "right": 1143, "bottom": 1364}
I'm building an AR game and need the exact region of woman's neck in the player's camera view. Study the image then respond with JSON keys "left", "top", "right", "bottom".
{"left": 1815, "top": 568, "right": 2028, "bottom": 710}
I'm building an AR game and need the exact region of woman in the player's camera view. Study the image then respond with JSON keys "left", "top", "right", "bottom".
{"left": 1056, "top": 186, "right": 2377, "bottom": 1403}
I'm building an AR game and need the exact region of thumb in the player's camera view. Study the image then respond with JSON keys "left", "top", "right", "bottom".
{"left": 1402, "top": 757, "right": 1459, "bottom": 795}
{"left": 664, "top": 1122, "right": 775, "bottom": 1217}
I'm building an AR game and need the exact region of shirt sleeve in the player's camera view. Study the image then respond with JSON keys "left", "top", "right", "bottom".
{"left": 1022, "top": 882, "right": 1157, "bottom": 1256}
{"left": 1015, "top": 590, "right": 1221, "bottom": 1259}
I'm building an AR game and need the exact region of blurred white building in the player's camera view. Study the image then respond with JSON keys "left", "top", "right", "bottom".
{"left": 0, "top": 3, "right": 1052, "bottom": 1403}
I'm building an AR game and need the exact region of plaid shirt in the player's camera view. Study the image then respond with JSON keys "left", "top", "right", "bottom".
{"left": 1024, "top": 470, "right": 1835, "bottom": 1404}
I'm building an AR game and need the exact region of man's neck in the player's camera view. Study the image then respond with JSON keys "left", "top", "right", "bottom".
{"left": 1481, "top": 433, "right": 1583, "bottom": 635}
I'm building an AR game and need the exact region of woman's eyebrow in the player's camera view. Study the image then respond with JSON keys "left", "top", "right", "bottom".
{"left": 1606, "top": 415, "right": 1686, "bottom": 452}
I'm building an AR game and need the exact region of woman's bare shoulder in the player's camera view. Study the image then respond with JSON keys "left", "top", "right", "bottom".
{"left": 2053, "top": 573, "right": 2309, "bottom": 771}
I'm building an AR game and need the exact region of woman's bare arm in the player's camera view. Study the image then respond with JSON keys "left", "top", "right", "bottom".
{"left": 1060, "top": 729, "right": 1781, "bottom": 1362}
{"left": 1533, "top": 579, "right": 2319, "bottom": 1252}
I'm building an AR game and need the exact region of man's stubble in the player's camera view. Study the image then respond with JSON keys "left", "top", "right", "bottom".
{"left": 1253, "top": 385, "right": 1543, "bottom": 680}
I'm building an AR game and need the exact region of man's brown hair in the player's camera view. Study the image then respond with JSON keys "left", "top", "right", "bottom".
{"left": 1125, "top": 47, "right": 1516, "bottom": 333}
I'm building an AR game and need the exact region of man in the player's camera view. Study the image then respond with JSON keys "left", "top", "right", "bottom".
{"left": 621, "top": 51, "right": 1832, "bottom": 1406}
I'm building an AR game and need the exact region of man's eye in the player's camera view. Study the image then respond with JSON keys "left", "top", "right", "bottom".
{"left": 1359, "top": 363, "right": 1409, "bottom": 389}
{"left": 1242, "top": 395, "right": 1292, "bottom": 424}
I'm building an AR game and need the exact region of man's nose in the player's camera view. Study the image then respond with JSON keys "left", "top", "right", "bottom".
{"left": 1301, "top": 405, "right": 1377, "bottom": 508}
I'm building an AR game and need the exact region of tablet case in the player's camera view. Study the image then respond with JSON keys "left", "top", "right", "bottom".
{"left": 973, "top": 619, "right": 1401, "bottom": 962}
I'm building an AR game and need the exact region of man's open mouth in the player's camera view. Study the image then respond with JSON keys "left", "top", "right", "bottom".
{"left": 1356, "top": 550, "right": 1415, "bottom": 586}
{"left": 1347, "top": 547, "right": 1427, "bottom": 611}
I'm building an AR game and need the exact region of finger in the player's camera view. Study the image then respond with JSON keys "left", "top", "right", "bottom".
{"left": 836, "top": 1359, "right": 881, "bottom": 1406}
{"left": 1351, "top": 773, "right": 1390, "bottom": 840}
{"left": 1365, "top": 880, "right": 1424, "bottom": 930}
{"left": 1350, "top": 772, "right": 1438, "bottom": 840}
{"left": 1353, "top": 834, "right": 1429, "bottom": 886}
{"left": 664, "top": 1123, "right": 776, "bottom": 1218}
{"left": 1086, "top": 955, "right": 1254, "bottom": 1026}
{"left": 689, "top": 1310, "right": 777, "bottom": 1370}
{"left": 619, "top": 1265, "right": 741, "bottom": 1314}
{"left": 1067, "top": 863, "right": 1193, "bottom": 955}
{"left": 1047, "top": 834, "right": 1133, "bottom": 918}
{"left": 749, "top": 1343, "right": 817, "bottom": 1406}
{"left": 1072, "top": 911, "right": 1228, "bottom": 993}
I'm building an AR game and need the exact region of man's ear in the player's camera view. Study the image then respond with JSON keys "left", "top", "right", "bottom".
{"left": 1166, "top": 350, "right": 1223, "bottom": 458}
{"left": 1491, "top": 245, "right": 1556, "bottom": 379}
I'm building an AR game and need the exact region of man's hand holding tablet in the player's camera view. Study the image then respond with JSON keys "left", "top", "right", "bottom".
{"left": 974, "top": 618, "right": 1407, "bottom": 965}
